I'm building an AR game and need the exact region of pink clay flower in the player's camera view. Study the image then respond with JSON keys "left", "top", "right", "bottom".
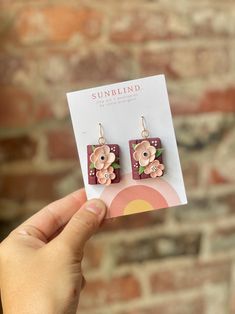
{"left": 133, "top": 140, "right": 156, "bottom": 167}
{"left": 144, "top": 160, "right": 164, "bottom": 178}
{"left": 90, "top": 145, "right": 115, "bottom": 170}
{"left": 96, "top": 166, "right": 116, "bottom": 185}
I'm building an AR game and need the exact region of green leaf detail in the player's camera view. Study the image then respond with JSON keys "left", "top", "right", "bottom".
{"left": 132, "top": 144, "right": 137, "bottom": 150}
{"left": 92, "top": 145, "right": 96, "bottom": 152}
{"left": 112, "top": 162, "right": 121, "bottom": 169}
{"left": 139, "top": 165, "right": 145, "bottom": 175}
{"left": 156, "top": 148, "right": 164, "bottom": 158}
{"left": 89, "top": 163, "right": 95, "bottom": 169}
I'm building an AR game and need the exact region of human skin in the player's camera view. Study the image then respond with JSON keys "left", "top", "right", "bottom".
{"left": 0, "top": 189, "right": 106, "bottom": 314}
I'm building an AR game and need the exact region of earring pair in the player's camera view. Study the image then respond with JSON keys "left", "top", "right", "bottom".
{"left": 87, "top": 116, "right": 164, "bottom": 186}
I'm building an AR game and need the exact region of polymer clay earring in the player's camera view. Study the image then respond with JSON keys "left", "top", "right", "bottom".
{"left": 129, "top": 116, "right": 165, "bottom": 180}
{"left": 87, "top": 123, "right": 121, "bottom": 185}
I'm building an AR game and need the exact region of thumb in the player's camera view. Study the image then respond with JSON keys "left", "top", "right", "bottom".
{"left": 56, "top": 199, "right": 106, "bottom": 253}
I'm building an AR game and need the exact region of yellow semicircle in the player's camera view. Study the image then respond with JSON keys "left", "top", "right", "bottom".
{"left": 124, "top": 199, "right": 154, "bottom": 215}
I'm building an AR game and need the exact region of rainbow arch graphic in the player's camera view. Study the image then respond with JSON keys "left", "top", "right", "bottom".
{"left": 100, "top": 173, "right": 181, "bottom": 218}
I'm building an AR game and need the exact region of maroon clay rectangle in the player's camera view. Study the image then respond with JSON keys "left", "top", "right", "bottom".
{"left": 87, "top": 144, "right": 120, "bottom": 185}
{"left": 129, "top": 137, "right": 163, "bottom": 180}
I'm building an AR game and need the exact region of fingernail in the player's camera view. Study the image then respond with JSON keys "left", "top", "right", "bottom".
{"left": 85, "top": 200, "right": 106, "bottom": 218}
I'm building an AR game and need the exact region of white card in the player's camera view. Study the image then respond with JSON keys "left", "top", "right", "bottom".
{"left": 67, "top": 74, "right": 187, "bottom": 218}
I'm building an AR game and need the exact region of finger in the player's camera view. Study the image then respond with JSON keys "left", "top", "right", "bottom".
{"left": 15, "top": 189, "right": 86, "bottom": 242}
{"left": 55, "top": 199, "right": 106, "bottom": 253}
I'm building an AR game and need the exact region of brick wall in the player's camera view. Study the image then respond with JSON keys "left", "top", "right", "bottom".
{"left": 0, "top": 0, "right": 235, "bottom": 313}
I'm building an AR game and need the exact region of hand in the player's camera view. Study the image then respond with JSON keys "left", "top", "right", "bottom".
{"left": 0, "top": 189, "right": 106, "bottom": 314}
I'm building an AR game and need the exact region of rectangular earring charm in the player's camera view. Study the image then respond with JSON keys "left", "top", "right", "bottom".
{"left": 87, "top": 144, "right": 121, "bottom": 185}
{"left": 129, "top": 138, "right": 164, "bottom": 180}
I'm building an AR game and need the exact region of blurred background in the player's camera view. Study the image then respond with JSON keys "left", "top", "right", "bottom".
{"left": 0, "top": 0, "right": 235, "bottom": 313}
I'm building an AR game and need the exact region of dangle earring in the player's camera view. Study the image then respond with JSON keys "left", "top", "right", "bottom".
{"left": 129, "top": 116, "right": 165, "bottom": 180}
{"left": 87, "top": 123, "right": 121, "bottom": 185}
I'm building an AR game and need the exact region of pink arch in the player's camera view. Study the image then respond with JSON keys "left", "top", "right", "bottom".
{"left": 100, "top": 173, "right": 181, "bottom": 219}
{"left": 108, "top": 185, "right": 168, "bottom": 218}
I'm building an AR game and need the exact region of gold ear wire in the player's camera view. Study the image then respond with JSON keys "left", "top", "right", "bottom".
{"left": 141, "top": 116, "right": 150, "bottom": 139}
{"left": 98, "top": 123, "right": 106, "bottom": 145}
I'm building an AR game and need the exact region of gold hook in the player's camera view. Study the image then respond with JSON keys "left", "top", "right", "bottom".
{"left": 141, "top": 116, "right": 150, "bottom": 139}
{"left": 98, "top": 123, "right": 106, "bottom": 145}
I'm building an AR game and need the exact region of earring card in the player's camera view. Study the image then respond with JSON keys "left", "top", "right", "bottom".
{"left": 67, "top": 74, "right": 187, "bottom": 218}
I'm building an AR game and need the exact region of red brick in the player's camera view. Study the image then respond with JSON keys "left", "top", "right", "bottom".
{"left": 79, "top": 274, "right": 141, "bottom": 308}
{"left": 0, "top": 47, "right": 132, "bottom": 96}
{"left": 110, "top": 10, "right": 190, "bottom": 43}
{"left": 164, "top": 103, "right": 232, "bottom": 148}
{"left": 13, "top": 48, "right": 133, "bottom": 86}
{"left": 210, "top": 226, "right": 235, "bottom": 253}
{"left": 170, "top": 95, "right": 200, "bottom": 116}
{"left": 100, "top": 209, "right": 166, "bottom": 233}
{"left": 119, "top": 295, "right": 205, "bottom": 314}
{"left": 0, "top": 84, "right": 58, "bottom": 126}
{"left": 181, "top": 160, "right": 199, "bottom": 188}
{"left": 226, "top": 194, "right": 235, "bottom": 214}
{"left": 37, "top": 50, "right": 71, "bottom": 85}
{"left": 0, "top": 171, "right": 81, "bottom": 202}
{"left": 34, "top": 85, "right": 68, "bottom": 120}
{"left": 0, "top": 53, "right": 25, "bottom": 85}
{"left": 191, "top": 6, "right": 235, "bottom": 37}
{"left": 230, "top": 298, "right": 235, "bottom": 314}
{"left": 230, "top": 291, "right": 235, "bottom": 314}
{"left": 114, "top": 232, "right": 201, "bottom": 265}
{"left": 170, "top": 86, "right": 235, "bottom": 116}
{"left": 34, "top": 101, "right": 54, "bottom": 121}
{"left": 0, "top": 50, "right": 61, "bottom": 91}
{"left": 70, "top": 49, "right": 132, "bottom": 83}
{"left": 13, "top": 6, "right": 103, "bottom": 44}
{"left": 83, "top": 241, "right": 104, "bottom": 271}
{"left": 140, "top": 45, "right": 229, "bottom": 79}
{"left": 46, "top": 126, "right": 77, "bottom": 160}
{"left": 199, "top": 87, "right": 235, "bottom": 113}
{"left": 110, "top": 6, "right": 234, "bottom": 43}
{"left": 0, "top": 86, "right": 34, "bottom": 127}
{"left": 208, "top": 168, "right": 229, "bottom": 185}
{"left": 0, "top": 135, "right": 37, "bottom": 162}
{"left": 150, "top": 260, "right": 231, "bottom": 293}
{"left": 0, "top": 6, "right": 15, "bottom": 40}
{"left": 174, "top": 192, "right": 235, "bottom": 223}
